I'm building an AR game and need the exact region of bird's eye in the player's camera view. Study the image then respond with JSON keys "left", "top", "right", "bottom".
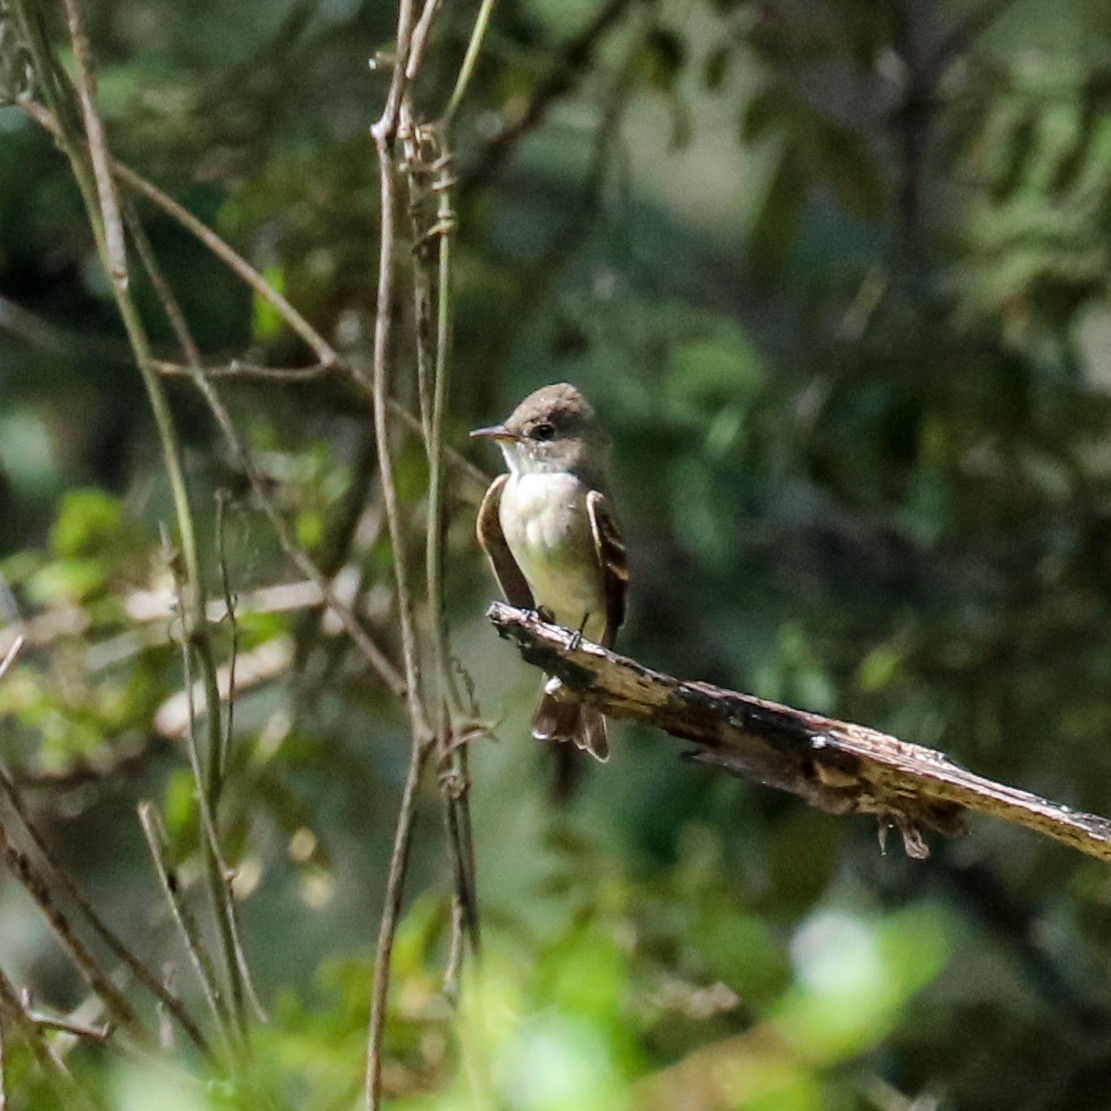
{"left": 531, "top": 422, "right": 556, "bottom": 441}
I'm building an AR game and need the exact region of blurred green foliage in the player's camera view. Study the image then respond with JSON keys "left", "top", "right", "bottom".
{"left": 4, "top": 0, "right": 1111, "bottom": 1107}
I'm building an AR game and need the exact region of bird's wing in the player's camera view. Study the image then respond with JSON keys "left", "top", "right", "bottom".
{"left": 476, "top": 474, "right": 535, "bottom": 609}
{"left": 586, "top": 489, "right": 627, "bottom": 648}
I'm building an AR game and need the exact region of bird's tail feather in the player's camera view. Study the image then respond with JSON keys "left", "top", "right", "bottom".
{"left": 532, "top": 679, "right": 608, "bottom": 763}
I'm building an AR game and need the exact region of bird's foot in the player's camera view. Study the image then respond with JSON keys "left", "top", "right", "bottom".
{"left": 567, "top": 612, "right": 590, "bottom": 652}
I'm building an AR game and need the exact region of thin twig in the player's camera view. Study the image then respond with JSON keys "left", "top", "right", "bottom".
{"left": 406, "top": 0, "right": 445, "bottom": 83}
{"left": 0, "top": 821, "right": 149, "bottom": 1043}
{"left": 0, "top": 967, "right": 74, "bottom": 1093}
{"left": 370, "top": 113, "right": 428, "bottom": 734}
{"left": 363, "top": 738, "right": 432, "bottom": 1111}
{"left": 152, "top": 358, "right": 490, "bottom": 492}
{"left": 61, "top": 0, "right": 126, "bottom": 283}
{"left": 215, "top": 493, "right": 238, "bottom": 778}
{"left": 363, "top": 6, "right": 438, "bottom": 1106}
{"left": 137, "top": 802, "right": 230, "bottom": 1041}
{"left": 462, "top": 0, "right": 635, "bottom": 189}
{"left": 0, "top": 635, "right": 22, "bottom": 683}
{"left": 0, "top": 975, "right": 6, "bottom": 1111}
{"left": 113, "top": 158, "right": 340, "bottom": 367}
{"left": 0, "top": 761, "right": 208, "bottom": 1054}
{"left": 26, "top": 1012, "right": 111, "bottom": 1043}
{"left": 153, "top": 359, "right": 333, "bottom": 382}
{"left": 377, "top": 0, "right": 417, "bottom": 140}
{"left": 124, "top": 202, "right": 200, "bottom": 364}
{"left": 125, "top": 198, "right": 406, "bottom": 697}
{"left": 166, "top": 546, "right": 265, "bottom": 1034}
{"left": 443, "top": 0, "right": 497, "bottom": 124}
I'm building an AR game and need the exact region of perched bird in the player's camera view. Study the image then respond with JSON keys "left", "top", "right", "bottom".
{"left": 471, "top": 383, "right": 627, "bottom": 761}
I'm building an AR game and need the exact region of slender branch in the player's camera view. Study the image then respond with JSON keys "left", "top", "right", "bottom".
{"left": 111, "top": 156, "right": 340, "bottom": 367}
{"left": 933, "top": 0, "right": 1023, "bottom": 73}
{"left": 16, "top": 2, "right": 243, "bottom": 1047}
{"left": 61, "top": 0, "right": 125, "bottom": 282}
{"left": 406, "top": 0, "right": 445, "bottom": 84}
{"left": 462, "top": 0, "right": 635, "bottom": 190}
{"left": 0, "top": 760, "right": 208, "bottom": 1054}
{"left": 362, "top": 3, "right": 446, "bottom": 1105}
{"left": 166, "top": 550, "right": 265, "bottom": 1035}
{"left": 363, "top": 737, "right": 432, "bottom": 1111}
{"left": 25, "top": 1012, "right": 111, "bottom": 1043}
{"left": 0, "top": 821, "right": 149, "bottom": 1042}
{"left": 137, "top": 802, "right": 230, "bottom": 1042}
{"left": 370, "top": 131, "right": 428, "bottom": 733}
{"left": 215, "top": 494, "right": 238, "bottom": 777}
{"left": 194, "top": 367, "right": 407, "bottom": 695}
{"left": 153, "top": 359, "right": 333, "bottom": 382}
{"left": 126, "top": 200, "right": 407, "bottom": 697}
{"left": 0, "top": 967, "right": 74, "bottom": 1095}
{"left": 150, "top": 359, "right": 489, "bottom": 491}
{"left": 0, "top": 972, "right": 6, "bottom": 1111}
{"left": 487, "top": 603, "right": 1111, "bottom": 864}
{"left": 377, "top": 0, "right": 417, "bottom": 140}
{"left": 0, "top": 637, "right": 21, "bottom": 683}
{"left": 443, "top": 0, "right": 497, "bottom": 124}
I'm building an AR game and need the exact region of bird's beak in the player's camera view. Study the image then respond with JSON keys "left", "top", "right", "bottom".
{"left": 469, "top": 424, "right": 517, "bottom": 442}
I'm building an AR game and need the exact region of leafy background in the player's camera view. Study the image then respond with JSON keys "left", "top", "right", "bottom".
{"left": 4, "top": 0, "right": 1111, "bottom": 1107}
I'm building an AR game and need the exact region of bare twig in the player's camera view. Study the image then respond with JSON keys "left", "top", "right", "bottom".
{"left": 26, "top": 1012, "right": 111, "bottom": 1043}
{"left": 113, "top": 158, "right": 340, "bottom": 367}
{"left": 0, "top": 975, "right": 6, "bottom": 1111}
{"left": 0, "top": 822, "right": 149, "bottom": 1042}
{"left": 153, "top": 359, "right": 333, "bottom": 382}
{"left": 152, "top": 358, "right": 490, "bottom": 492}
{"left": 462, "top": 0, "right": 635, "bottom": 190}
{"left": 362, "top": 3, "right": 448, "bottom": 1106}
{"left": 401, "top": 115, "right": 481, "bottom": 959}
{"left": 189, "top": 367, "right": 407, "bottom": 696}
{"left": 370, "top": 128, "right": 428, "bottom": 733}
{"left": 61, "top": 0, "right": 126, "bottom": 283}
{"left": 137, "top": 802, "right": 230, "bottom": 1040}
{"left": 0, "top": 761, "right": 208, "bottom": 1054}
{"left": 363, "top": 737, "right": 432, "bottom": 1111}
{"left": 165, "top": 547, "right": 265, "bottom": 1035}
{"left": 488, "top": 603, "right": 1111, "bottom": 864}
{"left": 215, "top": 494, "right": 238, "bottom": 776}
{"left": 0, "top": 636, "right": 22, "bottom": 683}
{"left": 0, "top": 967, "right": 73, "bottom": 1093}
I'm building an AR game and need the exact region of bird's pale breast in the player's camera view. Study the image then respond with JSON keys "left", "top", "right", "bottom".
{"left": 499, "top": 471, "right": 606, "bottom": 639}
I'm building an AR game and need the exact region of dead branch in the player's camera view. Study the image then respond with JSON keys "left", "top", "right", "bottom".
{"left": 487, "top": 602, "right": 1111, "bottom": 863}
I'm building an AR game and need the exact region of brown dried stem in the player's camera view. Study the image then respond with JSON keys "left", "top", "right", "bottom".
{"left": 0, "top": 761, "right": 208, "bottom": 1054}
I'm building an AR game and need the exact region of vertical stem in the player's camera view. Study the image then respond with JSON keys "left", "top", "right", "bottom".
{"left": 362, "top": 7, "right": 435, "bottom": 1102}
{"left": 370, "top": 130, "right": 426, "bottom": 734}
{"left": 363, "top": 738, "right": 431, "bottom": 1111}
{"left": 444, "top": 0, "right": 498, "bottom": 124}
{"left": 0, "top": 983, "right": 6, "bottom": 1111}
{"left": 11, "top": 11, "right": 239, "bottom": 1031}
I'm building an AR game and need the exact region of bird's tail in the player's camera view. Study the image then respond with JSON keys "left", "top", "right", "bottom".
{"left": 531, "top": 677, "right": 608, "bottom": 762}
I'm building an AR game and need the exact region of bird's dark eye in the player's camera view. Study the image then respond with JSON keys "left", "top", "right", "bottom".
{"left": 531, "top": 422, "right": 556, "bottom": 441}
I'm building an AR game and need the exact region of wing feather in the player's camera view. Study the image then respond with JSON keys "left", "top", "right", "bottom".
{"left": 476, "top": 474, "right": 534, "bottom": 609}
{"left": 586, "top": 489, "right": 627, "bottom": 647}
